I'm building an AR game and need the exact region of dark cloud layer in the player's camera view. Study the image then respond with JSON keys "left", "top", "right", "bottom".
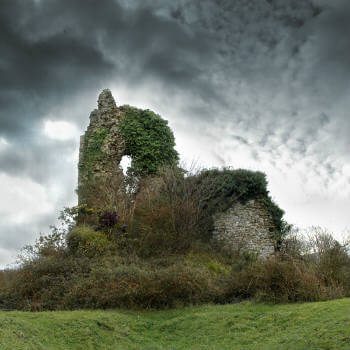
{"left": 0, "top": 0, "right": 349, "bottom": 266}
{"left": 0, "top": 0, "right": 215, "bottom": 137}
{"left": 0, "top": 0, "right": 204, "bottom": 173}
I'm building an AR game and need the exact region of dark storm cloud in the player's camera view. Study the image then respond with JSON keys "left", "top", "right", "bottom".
{"left": 1, "top": 0, "right": 349, "bottom": 144}
{"left": 0, "top": 2, "right": 206, "bottom": 136}
{"left": 0, "top": 3, "right": 114, "bottom": 137}
{"left": 0, "top": 0, "right": 215, "bottom": 174}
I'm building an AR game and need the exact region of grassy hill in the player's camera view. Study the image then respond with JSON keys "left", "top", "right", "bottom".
{"left": 0, "top": 298, "right": 349, "bottom": 350}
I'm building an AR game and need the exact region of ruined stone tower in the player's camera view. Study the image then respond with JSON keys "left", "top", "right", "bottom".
{"left": 78, "top": 89, "right": 126, "bottom": 209}
{"left": 78, "top": 89, "right": 179, "bottom": 211}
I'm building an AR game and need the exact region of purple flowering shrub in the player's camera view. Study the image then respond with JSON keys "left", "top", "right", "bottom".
{"left": 98, "top": 210, "right": 120, "bottom": 229}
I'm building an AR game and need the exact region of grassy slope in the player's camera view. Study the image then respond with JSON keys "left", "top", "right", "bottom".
{"left": 0, "top": 299, "right": 349, "bottom": 350}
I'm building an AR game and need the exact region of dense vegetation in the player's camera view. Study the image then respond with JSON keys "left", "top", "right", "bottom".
{"left": 79, "top": 127, "right": 109, "bottom": 181}
{"left": 0, "top": 299, "right": 349, "bottom": 349}
{"left": 1, "top": 109, "right": 349, "bottom": 311}
{"left": 0, "top": 166, "right": 349, "bottom": 311}
{"left": 119, "top": 105, "right": 179, "bottom": 176}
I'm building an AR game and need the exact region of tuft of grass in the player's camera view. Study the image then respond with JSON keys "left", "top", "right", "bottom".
{"left": 0, "top": 299, "right": 349, "bottom": 350}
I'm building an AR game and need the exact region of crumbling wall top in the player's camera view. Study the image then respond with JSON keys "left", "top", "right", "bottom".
{"left": 98, "top": 89, "right": 117, "bottom": 112}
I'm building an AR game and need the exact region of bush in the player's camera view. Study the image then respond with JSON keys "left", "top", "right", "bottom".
{"left": 128, "top": 166, "right": 201, "bottom": 257}
{"left": 0, "top": 253, "right": 226, "bottom": 311}
{"left": 1, "top": 243, "right": 349, "bottom": 311}
{"left": 17, "top": 227, "right": 66, "bottom": 265}
{"left": 131, "top": 200, "right": 192, "bottom": 257}
{"left": 306, "top": 229, "right": 350, "bottom": 294}
{"left": 0, "top": 256, "right": 90, "bottom": 311}
{"left": 76, "top": 172, "right": 134, "bottom": 222}
{"left": 226, "top": 255, "right": 347, "bottom": 303}
{"left": 98, "top": 210, "right": 120, "bottom": 229}
{"left": 63, "top": 261, "right": 224, "bottom": 309}
{"left": 66, "top": 225, "right": 111, "bottom": 258}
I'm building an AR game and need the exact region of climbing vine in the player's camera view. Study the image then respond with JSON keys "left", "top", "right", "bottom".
{"left": 119, "top": 105, "right": 179, "bottom": 177}
{"left": 80, "top": 127, "right": 109, "bottom": 180}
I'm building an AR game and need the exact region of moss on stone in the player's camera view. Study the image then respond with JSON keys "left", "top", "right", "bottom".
{"left": 80, "top": 127, "right": 109, "bottom": 180}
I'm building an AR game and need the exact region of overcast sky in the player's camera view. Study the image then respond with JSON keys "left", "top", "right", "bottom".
{"left": 0, "top": 0, "right": 349, "bottom": 267}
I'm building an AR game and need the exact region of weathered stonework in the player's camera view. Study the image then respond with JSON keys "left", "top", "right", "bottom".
{"left": 78, "top": 89, "right": 126, "bottom": 209}
{"left": 213, "top": 198, "right": 276, "bottom": 258}
{"left": 78, "top": 89, "right": 278, "bottom": 258}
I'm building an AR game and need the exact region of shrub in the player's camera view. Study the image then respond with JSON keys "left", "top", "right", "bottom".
{"left": 1, "top": 243, "right": 348, "bottom": 311}
{"left": 305, "top": 229, "right": 350, "bottom": 294}
{"left": 76, "top": 174, "right": 131, "bottom": 224}
{"left": 0, "top": 269, "right": 17, "bottom": 307}
{"left": 66, "top": 225, "right": 111, "bottom": 258}
{"left": 63, "top": 261, "right": 224, "bottom": 309}
{"left": 131, "top": 200, "right": 191, "bottom": 257}
{"left": 98, "top": 210, "right": 120, "bottom": 229}
{"left": 226, "top": 256, "right": 347, "bottom": 303}
{"left": 129, "top": 167, "right": 200, "bottom": 257}
{"left": 17, "top": 227, "right": 66, "bottom": 264}
{"left": 0, "top": 256, "right": 90, "bottom": 311}
{"left": 0, "top": 253, "right": 227, "bottom": 311}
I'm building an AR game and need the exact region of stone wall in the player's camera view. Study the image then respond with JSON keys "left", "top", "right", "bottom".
{"left": 78, "top": 89, "right": 126, "bottom": 209}
{"left": 213, "top": 198, "right": 276, "bottom": 258}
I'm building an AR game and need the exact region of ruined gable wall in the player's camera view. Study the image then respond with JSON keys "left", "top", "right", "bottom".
{"left": 78, "top": 89, "right": 126, "bottom": 208}
{"left": 213, "top": 198, "right": 276, "bottom": 258}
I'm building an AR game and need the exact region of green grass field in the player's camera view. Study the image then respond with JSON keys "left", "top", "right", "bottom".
{"left": 0, "top": 299, "right": 349, "bottom": 350}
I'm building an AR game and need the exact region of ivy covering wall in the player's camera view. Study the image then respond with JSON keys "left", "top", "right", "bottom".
{"left": 80, "top": 127, "right": 109, "bottom": 180}
{"left": 119, "top": 105, "right": 179, "bottom": 177}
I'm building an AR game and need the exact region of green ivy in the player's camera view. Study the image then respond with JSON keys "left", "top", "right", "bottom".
{"left": 263, "top": 197, "right": 284, "bottom": 232}
{"left": 119, "top": 105, "right": 179, "bottom": 177}
{"left": 80, "top": 127, "right": 109, "bottom": 180}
